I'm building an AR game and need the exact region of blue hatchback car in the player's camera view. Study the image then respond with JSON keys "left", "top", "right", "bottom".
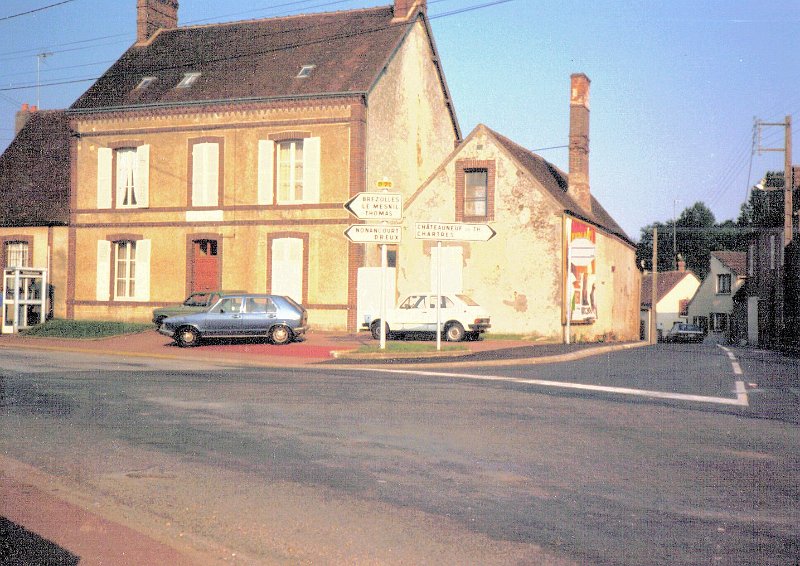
{"left": 157, "top": 293, "right": 308, "bottom": 347}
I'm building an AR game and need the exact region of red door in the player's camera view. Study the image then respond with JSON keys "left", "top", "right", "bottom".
{"left": 191, "top": 240, "right": 219, "bottom": 292}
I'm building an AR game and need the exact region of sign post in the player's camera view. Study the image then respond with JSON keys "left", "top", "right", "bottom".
{"left": 344, "top": 180, "right": 403, "bottom": 349}
{"left": 414, "top": 221, "right": 496, "bottom": 349}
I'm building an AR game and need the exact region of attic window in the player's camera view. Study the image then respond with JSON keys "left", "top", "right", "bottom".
{"left": 176, "top": 71, "right": 201, "bottom": 88}
{"left": 296, "top": 65, "right": 316, "bottom": 78}
{"left": 136, "top": 76, "right": 157, "bottom": 90}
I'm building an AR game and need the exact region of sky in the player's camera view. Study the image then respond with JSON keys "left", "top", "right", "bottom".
{"left": 0, "top": 0, "right": 798, "bottom": 240}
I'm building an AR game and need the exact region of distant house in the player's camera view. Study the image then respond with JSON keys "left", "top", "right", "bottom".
{"left": 0, "top": 107, "right": 71, "bottom": 320}
{"left": 640, "top": 261, "right": 701, "bottom": 341}
{"left": 686, "top": 251, "right": 746, "bottom": 340}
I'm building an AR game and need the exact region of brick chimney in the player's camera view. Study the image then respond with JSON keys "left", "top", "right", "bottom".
{"left": 568, "top": 73, "right": 591, "bottom": 213}
{"left": 393, "top": 0, "right": 426, "bottom": 21}
{"left": 136, "top": 0, "right": 178, "bottom": 44}
{"left": 15, "top": 103, "right": 35, "bottom": 134}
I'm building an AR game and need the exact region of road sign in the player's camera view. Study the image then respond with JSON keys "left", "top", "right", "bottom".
{"left": 415, "top": 222, "right": 496, "bottom": 242}
{"left": 344, "top": 224, "right": 402, "bottom": 244}
{"left": 344, "top": 192, "right": 403, "bottom": 221}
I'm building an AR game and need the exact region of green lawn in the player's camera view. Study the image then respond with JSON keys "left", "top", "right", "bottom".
{"left": 20, "top": 319, "right": 152, "bottom": 339}
{"left": 353, "top": 341, "right": 468, "bottom": 354}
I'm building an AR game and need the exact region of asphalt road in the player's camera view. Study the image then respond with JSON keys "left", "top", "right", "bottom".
{"left": 1, "top": 344, "right": 797, "bottom": 564}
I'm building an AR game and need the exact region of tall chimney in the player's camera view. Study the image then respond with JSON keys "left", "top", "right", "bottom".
{"left": 393, "top": 0, "right": 426, "bottom": 21}
{"left": 569, "top": 73, "right": 591, "bottom": 213}
{"left": 136, "top": 0, "right": 178, "bottom": 44}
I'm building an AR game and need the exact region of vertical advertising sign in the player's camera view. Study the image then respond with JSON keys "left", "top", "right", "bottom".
{"left": 567, "top": 218, "right": 597, "bottom": 324}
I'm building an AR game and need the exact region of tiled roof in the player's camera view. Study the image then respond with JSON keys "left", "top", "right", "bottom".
{"left": 640, "top": 270, "right": 697, "bottom": 307}
{"left": 71, "top": 7, "right": 412, "bottom": 111}
{"left": 711, "top": 250, "right": 746, "bottom": 277}
{"left": 0, "top": 111, "right": 71, "bottom": 227}
{"left": 487, "top": 126, "right": 631, "bottom": 244}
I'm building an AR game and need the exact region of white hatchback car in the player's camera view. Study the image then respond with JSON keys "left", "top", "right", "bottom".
{"left": 365, "top": 292, "right": 491, "bottom": 341}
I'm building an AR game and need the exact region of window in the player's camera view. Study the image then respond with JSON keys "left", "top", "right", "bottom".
{"left": 258, "top": 136, "right": 320, "bottom": 205}
{"left": 191, "top": 140, "right": 221, "bottom": 207}
{"left": 245, "top": 297, "right": 275, "bottom": 314}
{"left": 96, "top": 238, "right": 150, "bottom": 302}
{"left": 97, "top": 145, "right": 150, "bottom": 209}
{"left": 277, "top": 140, "right": 304, "bottom": 203}
{"left": 710, "top": 312, "right": 728, "bottom": 333}
{"left": 464, "top": 169, "right": 488, "bottom": 217}
{"left": 456, "top": 160, "right": 495, "bottom": 221}
{"left": 114, "top": 241, "right": 136, "bottom": 299}
{"left": 717, "top": 273, "right": 731, "bottom": 294}
{"left": 176, "top": 71, "right": 201, "bottom": 88}
{"left": 4, "top": 241, "right": 29, "bottom": 268}
{"left": 297, "top": 65, "right": 316, "bottom": 78}
{"left": 136, "top": 76, "right": 157, "bottom": 90}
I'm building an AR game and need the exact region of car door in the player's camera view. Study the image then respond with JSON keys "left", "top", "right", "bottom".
{"left": 203, "top": 297, "right": 244, "bottom": 336}
{"left": 396, "top": 294, "right": 431, "bottom": 331}
{"left": 240, "top": 297, "right": 277, "bottom": 335}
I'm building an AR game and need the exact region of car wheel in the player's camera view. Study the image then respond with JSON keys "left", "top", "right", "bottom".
{"left": 370, "top": 320, "right": 389, "bottom": 340}
{"left": 444, "top": 322, "right": 465, "bottom": 342}
{"left": 270, "top": 324, "right": 292, "bottom": 345}
{"left": 175, "top": 326, "right": 201, "bottom": 347}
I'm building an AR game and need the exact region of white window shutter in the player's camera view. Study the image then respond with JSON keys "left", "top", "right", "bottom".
{"left": 137, "top": 144, "right": 150, "bottom": 208}
{"left": 258, "top": 139, "right": 275, "bottom": 205}
{"left": 192, "top": 143, "right": 219, "bottom": 207}
{"left": 192, "top": 144, "right": 202, "bottom": 206}
{"left": 271, "top": 238, "right": 303, "bottom": 303}
{"left": 96, "top": 240, "right": 111, "bottom": 301}
{"left": 135, "top": 239, "right": 151, "bottom": 302}
{"left": 303, "top": 137, "right": 321, "bottom": 203}
{"left": 97, "top": 148, "right": 112, "bottom": 209}
{"left": 207, "top": 143, "right": 219, "bottom": 207}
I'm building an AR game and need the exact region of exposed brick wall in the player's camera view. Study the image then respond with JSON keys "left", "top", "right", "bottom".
{"left": 137, "top": 0, "right": 178, "bottom": 44}
{"left": 569, "top": 73, "right": 591, "bottom": 213}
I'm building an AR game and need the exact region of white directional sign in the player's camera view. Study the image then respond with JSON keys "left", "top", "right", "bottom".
{"left": 415, "top": 222, "right": 496, "bottom": 242}
{"left": 344, "top": 192, "right": 403, "bottom": 221}
{"left": 344, "top": 224, "right": 402, "bottom": 244}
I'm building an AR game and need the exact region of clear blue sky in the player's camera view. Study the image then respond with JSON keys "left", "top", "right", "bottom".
{"left": 1, "top": 0, "right": 797, "bottom": 240}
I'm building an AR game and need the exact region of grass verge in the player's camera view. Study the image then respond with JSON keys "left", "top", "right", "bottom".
{"left": 353, "top": 341, "right": 468, "bottom": 354}
{"left": 20, "top": 319, "right": 152, "bottom": 339}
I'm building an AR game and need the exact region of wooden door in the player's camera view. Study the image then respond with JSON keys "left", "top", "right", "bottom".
{"left": 191, "top": 239, "right": 219, "bottom": 292}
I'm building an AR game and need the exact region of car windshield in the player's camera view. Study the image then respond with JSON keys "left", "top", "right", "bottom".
{"left": 183, "top": 293, "right": 212, "bottom": 307}
{"left": 456, "top": 294, "right": 479, "bottom": 306}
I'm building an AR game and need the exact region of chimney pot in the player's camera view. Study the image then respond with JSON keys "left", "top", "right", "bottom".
{"left": 21, "top": 103, "right": 29, "bottom": 112}
{"left": 30, "top": 105, "right": 37, "bottom": 112}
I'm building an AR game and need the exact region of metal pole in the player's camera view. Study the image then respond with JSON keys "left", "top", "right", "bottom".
{"left": 784, "top": 115, "right": 793, "bottom": 246}
{"left": 565, "top": 216, "right": 571, "bottom": 344}
{"left": 436, "top": 240, "right": 442, "bottom": 351}
{"left": 12, "top": 269, "right": 20, "bottom": 334}
{"left": 650, "top": 227, "right": 658, "bottom": 344}
{"left": 672, "top": 199, "right": 679, "bottom": 270}
{"left": 379, "top": 243, "right": 387, "bottom": 350}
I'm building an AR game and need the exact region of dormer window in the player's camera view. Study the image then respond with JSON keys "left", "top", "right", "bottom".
{"left": 176, "top": 71, "right": 201, "bottom": 88}
{"left": 136, "top": 76, "right": 157, "bottom": 90}
{"left": 296, "top": 65, "right": 315, "bottom": 78}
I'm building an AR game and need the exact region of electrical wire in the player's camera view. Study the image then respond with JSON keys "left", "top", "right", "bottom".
{"left": 0, "top": 0, "right": 78, "bottom": 22}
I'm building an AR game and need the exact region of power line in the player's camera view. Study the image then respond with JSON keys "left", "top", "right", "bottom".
{"left": 0, "top": 0, "right": 516, "bottom": 94}
{"left": 0, "top": 0, "right": 79, "bottom": 22}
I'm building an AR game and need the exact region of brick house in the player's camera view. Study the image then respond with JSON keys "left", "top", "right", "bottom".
{"left": 686, "top": 251, "right": 746, "bottom": 340}
{"left": 397, "top": 75, "right": 641, "bottom": 340}
{"left": 62, "top": 0, "right": 458, "bottom": 330}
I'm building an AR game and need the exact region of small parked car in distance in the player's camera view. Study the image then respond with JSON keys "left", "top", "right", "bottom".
{"left": 663, "top": 322, "right": 704, "bottom": 343}
{"left": 152, "top": 290, "right": 244, "bottom": 326}
{"left": 157, "top": 293, "right": 308, "bottom": 347}
{"left": 365, "top": 292, "right": 491, "bottom": 342}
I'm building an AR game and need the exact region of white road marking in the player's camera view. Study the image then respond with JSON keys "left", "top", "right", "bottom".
{"left": 359, "top": 368, "right": 750, "bottom": 407}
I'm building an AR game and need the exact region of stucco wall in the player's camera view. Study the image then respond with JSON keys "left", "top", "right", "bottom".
{"left": 686, "top": 256, "right": 743, "bottom": 325}
{"left": 366, "top": 20, "right": 458, "bottom": 198}
{"left": 400, "top": 129, "right": 641, "bottom": 341}
{"left": 655, "top": 275, "right": 701, "bottom": 333}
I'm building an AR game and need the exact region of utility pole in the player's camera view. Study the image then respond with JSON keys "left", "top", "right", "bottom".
{"left": 672, "top": 199, "right": 681, "bottom": 269}
{"left": 755, "top": 116, "right": 793, "bottom": 245}
{"left": 650, "top": 226, "right": 658, "bottom": 344}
